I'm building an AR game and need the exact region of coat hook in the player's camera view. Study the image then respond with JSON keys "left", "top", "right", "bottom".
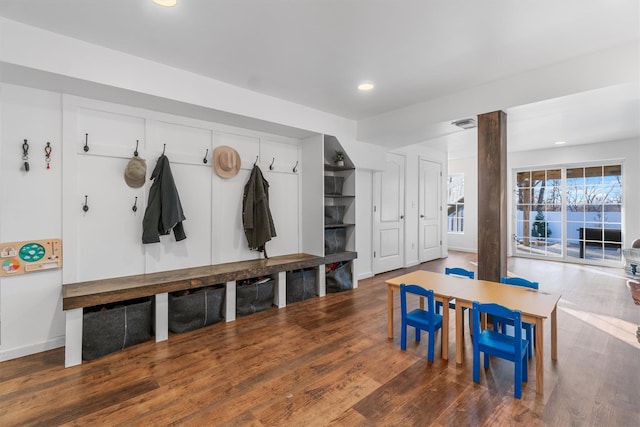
{"left": 162, "top": 144, "right": 166, "bottom": 156}
{"left": 84, "top": 133, "right": 89, "bottom": 152}
{"left": 83, "top": 195, "right": 89, "bottom": 212}
{"left": 253, "top": 155, "right": 259, "bottom": 166}
{"left": 203, "top": 148, "right": 209, "bottom": 164}
{"left": 269, "top": 157, "right": 275, "bottom": 170}
{"left": 134, "top": 140, "right": 139, "bottom": 157}
{"left": 22, "top": 139, "right": 30, "bottom": 172}
{"left": 45, "top": 142, "right": 52, "bottom": 169}
{"left": 293, "top": 161, "right": 298, "bottom": 173}
{"left": 132, "top": 196, "right": 138, "bottom": 212}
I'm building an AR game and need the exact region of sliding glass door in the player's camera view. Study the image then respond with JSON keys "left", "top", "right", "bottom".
{"left": 514, "top": 163, "right": 623, "bottom": 265}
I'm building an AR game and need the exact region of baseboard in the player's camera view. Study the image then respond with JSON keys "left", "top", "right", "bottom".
{"left": 448, "top": 247, "right": 478, "bottom": 254}
{"left": 0, "top": 336, "right": 65, "bottom": 362}
{"left": 357, "top": 271, "right": 373, "bottom": 280}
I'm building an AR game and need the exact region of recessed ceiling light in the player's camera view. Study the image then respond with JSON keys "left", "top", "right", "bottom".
{"left": 451, "top": 118, "right": 477, "bottom": 129}
{"left": 153, "top": 0, "right": 177, "bottom": 7}
{"left": 555, "top": 141, "right": 567, "bottom": 145}
{"left": 358, "top": 82, "right": 374, "bottom": 91}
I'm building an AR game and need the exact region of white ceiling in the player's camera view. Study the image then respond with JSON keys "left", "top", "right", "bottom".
{"left": 0, "top": 0, "right": 638, "bottom": 155}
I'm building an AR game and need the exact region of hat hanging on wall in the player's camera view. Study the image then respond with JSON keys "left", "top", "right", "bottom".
{"left": 214, "top": 145, "right": 241, "bottom": 178}
{"left": 124, "top": 156, "right": 147, "bottom": 188}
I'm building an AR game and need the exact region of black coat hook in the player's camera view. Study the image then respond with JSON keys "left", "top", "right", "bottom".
{"left": 162, "top": 144, "right": 166, "bottom": 156}
{"left": 22, "top": 139, "right": 30, "bottom": 172}
{"left": 134, "top": 140, "right": 139, "bottom": 157}
{"left": 203, "top": 148, "right": 209, "bottom": 164}
{"left": 84, "top": 133, "right": 89, "bottom": 152}
{"left": 45, "top": 142, "right": 52, "bottom": 169}
{"left": 253, "top": 155, "right": 259, "bottom": 166}
{"left": 83, "top": 195, "right": 89, "bottom": 212}
{"left": 269, "top": 157, "right": 275, "bottom": 170}
{"left": 293, "top": 161, "right": 298, "bottom": 173}
{"left": 132, "top": 196, "right": 138, "bottom": 212}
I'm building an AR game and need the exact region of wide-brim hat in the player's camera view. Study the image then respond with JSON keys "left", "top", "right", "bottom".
{"left": 124, "top": 156, "right": 147, "bottom": 188}
{"left": 214, "top": 145, "right": 241, "bottom": 178}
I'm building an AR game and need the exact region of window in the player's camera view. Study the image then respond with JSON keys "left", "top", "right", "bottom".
{"left": 514, "top": 163, "right": 623, "bottom": 264}
{"left": 447, "top": 174, "right": 464, "bottom": 233}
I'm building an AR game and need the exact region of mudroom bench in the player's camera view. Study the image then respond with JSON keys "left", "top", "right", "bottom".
{"left": 62, "top": 252, "right": 357, "bottom": 367}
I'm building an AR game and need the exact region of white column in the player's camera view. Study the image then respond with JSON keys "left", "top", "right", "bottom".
{"left": 155, "top": 293, "right": 168, "bottom": 342}
{"left": 225, "top": 280, "right": 236, "bottom": 322}
{"left": 317, "top": 265, "right": 326, "bottom": 297}
{"left": 275, "top": 271, "right": 286, "bottom": 308}
{"left": 64, "top": 308, "right": 83, "bottom": 367}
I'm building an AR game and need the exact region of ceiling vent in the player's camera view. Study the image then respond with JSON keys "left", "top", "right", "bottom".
{"left": 451, "top": 118, "right": 477, "bottom": 129}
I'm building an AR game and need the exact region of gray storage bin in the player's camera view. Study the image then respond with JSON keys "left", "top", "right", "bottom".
{"left": 326, "top": 262, "right": 353, "bottom": 293}
{"left": 168, "top": 285, "right": 225, "bottom": 333}
{"left": 286, "top": 268, "right": 317, "bottom": 304}
{"left": 325, "top": 228, "right": 346, "bottom": 254}
{"left": 236, "top": 277, "right": 274, "bottom": 316}
{"left": 82, "top": 297, "right": 153, "bottom": 360}
{"left": 324, "top": 176, "right": 344, "bottom": 195}
{"left": 325, "top": 205, "right": 346, "bottom": 225}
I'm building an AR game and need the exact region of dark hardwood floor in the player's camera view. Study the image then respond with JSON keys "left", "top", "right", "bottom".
{"left": 1, "top": 252, "right": 639, "bottom": 426}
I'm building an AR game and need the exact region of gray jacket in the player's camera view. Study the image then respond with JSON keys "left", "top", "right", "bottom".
{"left": 242, "top": 165, "right": 276, "bottom": 256}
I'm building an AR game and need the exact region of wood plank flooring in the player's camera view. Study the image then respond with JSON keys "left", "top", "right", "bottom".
{"left": 1, "top": 252, "right": 639, "bottom": 426}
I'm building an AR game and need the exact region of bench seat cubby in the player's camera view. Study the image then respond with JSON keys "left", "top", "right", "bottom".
{"left": 62, "top": 252, "right": 356, "bottom": 367}
{"left": 82, "top": 297, "right": 153, "bottom": 360}
{"left": 169, "top": 285, "right": 225, "bottom": 333}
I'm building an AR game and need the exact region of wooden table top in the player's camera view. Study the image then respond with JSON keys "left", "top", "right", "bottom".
{"left": 385, "top": 270, "right": 561, "bottom": 320}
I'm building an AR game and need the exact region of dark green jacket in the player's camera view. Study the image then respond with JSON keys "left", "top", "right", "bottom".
{"left": 242, "top": 165, "right": 276, "bottom": 256}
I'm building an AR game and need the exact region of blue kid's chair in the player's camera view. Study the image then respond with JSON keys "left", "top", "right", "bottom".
{"left": 436, "top": 267, "right": 475, "bottom": 332}
{"left": 494, "top": 276, "right": 539, "bottom": 357}
{"left": 472, "top": 301, "right": 529, "bottom": 399}
{"left": 400, "top": 284, "right": 443, "bottom": 362}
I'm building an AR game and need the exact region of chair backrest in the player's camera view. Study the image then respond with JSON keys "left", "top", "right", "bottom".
{"left": 445, "top": 267, "right": 475, "bottom": 279}
{"left": 400, "top": 284, "right": 436, "bottom": 317}
{"left": 472, "top": 301, "right": 524, "bottom": 349}
{"left": 500, "top": 276, "right": 539, "bottom": 290}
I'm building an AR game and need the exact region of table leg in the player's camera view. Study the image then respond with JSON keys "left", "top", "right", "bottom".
{"left": 551, "top": 306, "right": 558, "bottom": 361}
{"left": 535, "top": 318, "right": 544, "bottom": 394}
{"left": 387, "top": 285, "right": 394, "bottom": 339}
{"left": 455, "top": 304, "right": 463, "bottom": 364}
{"left": 441, "top": 298, "right": 449, "bottom": 360}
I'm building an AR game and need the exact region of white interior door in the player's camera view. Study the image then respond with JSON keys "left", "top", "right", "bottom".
{"left": 373, "top": 153, "right": 405, "bottom": 274}
{"left": 419, "top": 159, "right": 442, "bottom": 262}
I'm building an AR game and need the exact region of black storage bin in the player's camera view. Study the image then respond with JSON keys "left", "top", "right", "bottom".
{"left": 326, "top": 262, "right": 353, "bottom": 293}
{"left": 324, "top": 176, "right": 344, "bottom": 195}
{"left": 325, "top": 228, "right": 346, "bottom": 254}
{"left": 325, "top": 205, "right": 346, "bottom": 225}
{"left": 236, "top": 277, "right": 274, "bottom": 316}
{"left": 82, "top": 297, "right": 153, "bottom": 360}
{"left": 286, "top": 268, "right": 317, "bottom": 304}
{"left": 168, "top": 285, "right": 225, "bottom": 333}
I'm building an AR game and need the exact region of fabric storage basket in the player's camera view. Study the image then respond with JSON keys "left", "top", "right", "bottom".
{"left": 286, "top": 268, "right": 317, "bottom": 304}
{"left": 82, "top": 297, "right": 153, "bottom": 360}
{"left": 325, "top": 205, "right": 346, "bottom": 225}
{"left": 325, "top": 228, "right": 346, "bottom": 254}
{"left": 168, "top": 285, "right": 225, "bottom": 333}
{"left": 326, "top": 262, "right": 353, "bottom": 293}
{"left": 236, "top": 277, "right": 274, "bottom": 316}
{"left": 324, "top": 176, "right": 344, "bottom": 195}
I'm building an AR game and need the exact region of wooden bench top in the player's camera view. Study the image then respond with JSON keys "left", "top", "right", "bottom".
{"left": 62, "top": 252, "right": 357, "bottom": 310}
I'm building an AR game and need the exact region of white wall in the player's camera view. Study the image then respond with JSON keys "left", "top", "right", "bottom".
{"left": 355, "top": 169, "right": 373, "bottom": 279}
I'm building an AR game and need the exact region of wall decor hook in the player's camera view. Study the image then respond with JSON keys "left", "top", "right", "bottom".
{"left": 162, "top": 144, "right": 166, "bottom": 156}
{"left": 269, "top": 157, "right": 275, "bottom": 170}
{"left": 293, "top": 161, "right": 299, "bottom": 173}
{"left": 82, "top": 195, "right": 89, "bottom": 212}
{"left": 134, "top": 140, "right": 139, "bottom": 157}
{"left": 22, "top": 139, "right": 30, "bottom": 172}
{"left": 132, "top": 196, "right": 138, "bottom": 212}
{"left": 253, "top": 155, "right": 259, "bottom": 166}
{"left": 45, "top": 142, "right": 52, "bottom": 169}
{"left": 203, "top": 148, "right": 209, "bottom": 164}
{"left": 84, "top": 133, "right": 89, "bottom": 152}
